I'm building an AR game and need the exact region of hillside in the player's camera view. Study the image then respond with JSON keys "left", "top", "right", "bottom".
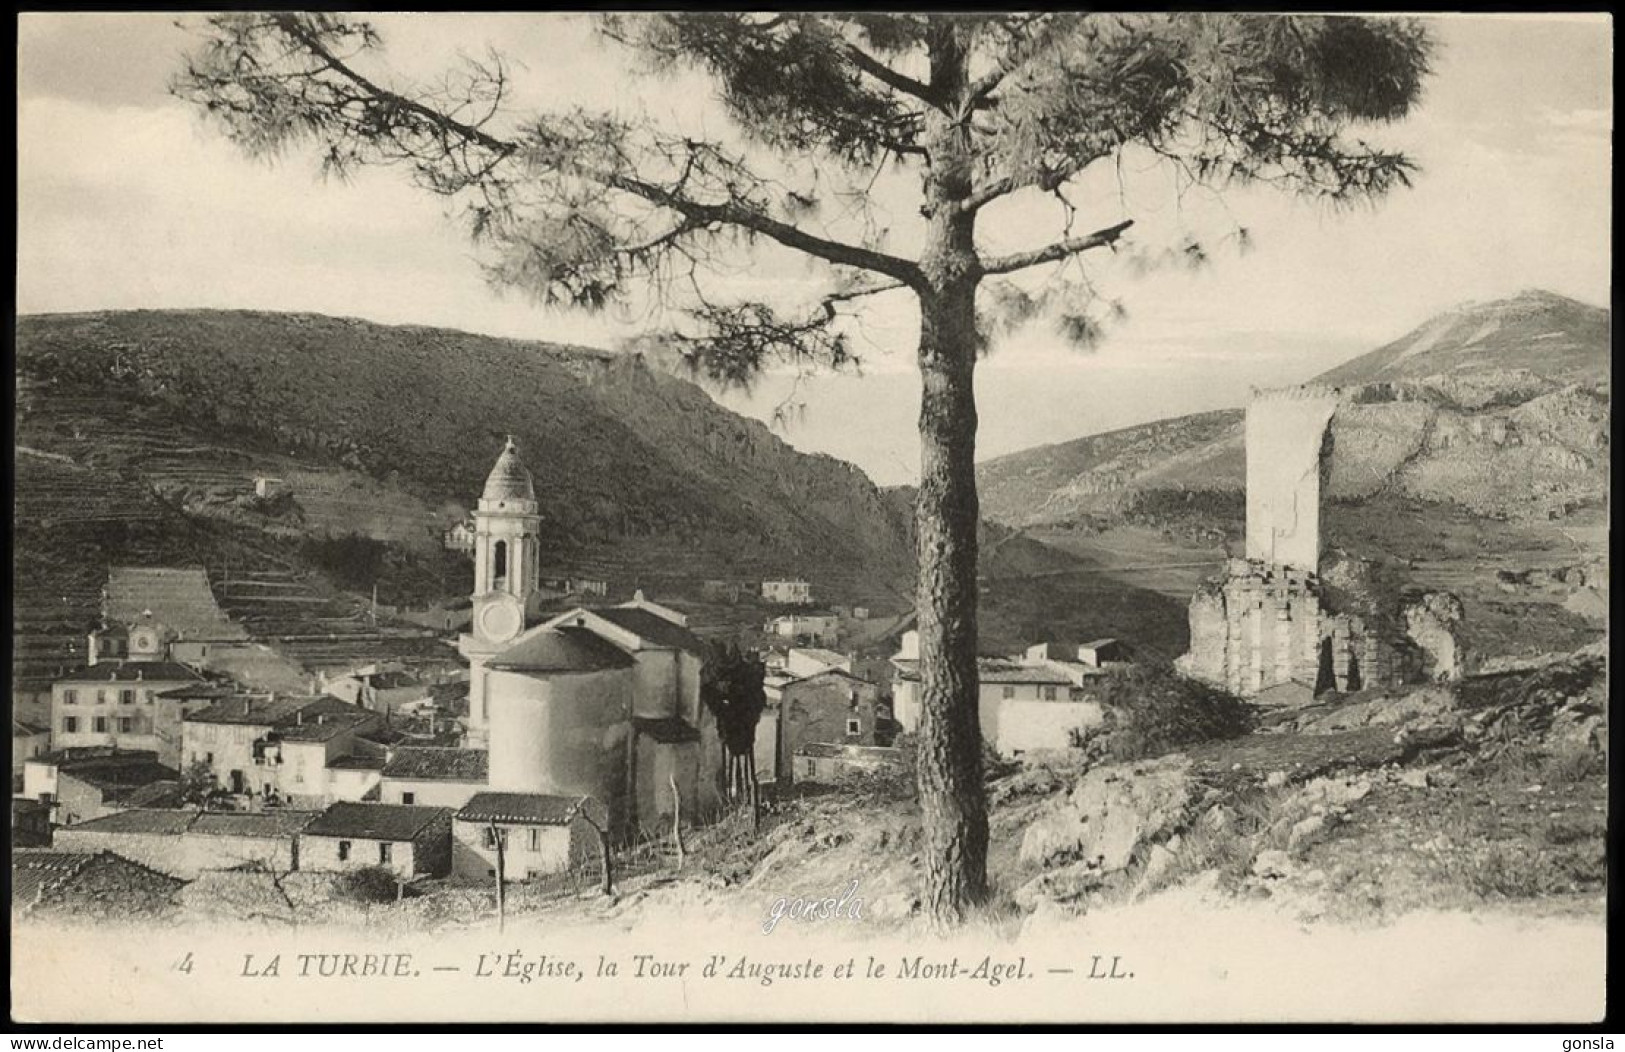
{"left": 1317, "top": 288, "right": 1608, "bottom": 386}
{"left": 13, "top": 310, "right": 918, "bottom": 683}
{"left": 978, "top": 290, "right": 1610, "bottom": 529}
{"left": 973, "top": 290, "right": 1609, "bottom": 668}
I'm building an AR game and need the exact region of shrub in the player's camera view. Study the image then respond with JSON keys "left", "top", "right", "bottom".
{"left": 1090, "top": 664, "right": 1254, "bottom": 762}
{"left": 335, "top": 866, "right": 401, "bottom": 904}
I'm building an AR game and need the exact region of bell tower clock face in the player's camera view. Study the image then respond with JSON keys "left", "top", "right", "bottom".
{"left": 131, "top": 629, "right": 159, "bottom": 655}
{"left": 476, "top": 592, "right": 525, "bottom": 646}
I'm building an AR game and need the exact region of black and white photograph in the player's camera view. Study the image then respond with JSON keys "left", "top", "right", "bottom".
{"left": 10, "top": 10, "right": 1610, "bottom": 1026}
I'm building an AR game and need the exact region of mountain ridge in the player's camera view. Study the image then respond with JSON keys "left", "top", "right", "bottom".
{"left": 13, "top": 309, "right": 918, "bottom": 613}
{"left": 977, "top": 290, "right": 1610, "bottom": 530}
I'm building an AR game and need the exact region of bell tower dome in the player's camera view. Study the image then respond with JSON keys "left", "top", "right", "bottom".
{"left": 473, "top": 436, "right": 542, "bottom": 605}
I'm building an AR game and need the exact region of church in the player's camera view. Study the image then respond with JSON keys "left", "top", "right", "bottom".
{"left": 456, "top": 437, "right": 725, "bottom": 840}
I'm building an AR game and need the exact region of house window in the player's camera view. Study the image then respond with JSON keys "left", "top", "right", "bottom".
{"left": 527, "top": 828, "right": 541, "bottom": 852}
{"left": 483, "top": 827, "right": 500, "bottom": 850}
{"left": 118, "top": 718, "right": 133, "bottom": 734}
{"left": 205, "top": 752, "right": 215, "bottom": 765}
{"left": 94, "top": 717, "right": 108, "bottom": 733}
{"left": 338, "top": 841, "right": 351, "bottom": 861}
{"left": 97, "top": 690, "right": 108, "bottom": 705}
{"left": 378, "top": 843, "right": 392, "bottom": 865}
{"left": 145, "top": 691, "right": 154, "bottom": 705}
{"left": 120, "top": 689, "right": 135, "bottom": 705}
{"left": 401, "top": 792, "right": 415, "bottom": 805}
{"left": 63, "top": 716, "right": 78, "bottom": 733}
{"left": 1041, "top": 687, "right": 1058, "bottom": 702}
{"left": 63, "top": 689, "right": 77, "bottom": 705}
{"left": 1002, "top": 686, "right": 1015, "bottom": 699}
{"left": 846, "top": 718, "right": 861, "bottom": 736}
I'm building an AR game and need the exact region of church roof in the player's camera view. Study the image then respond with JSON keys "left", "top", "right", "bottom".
{"left": 488, "top": 626, "right": 635, "bottom": 674}
{"left": 482, "top": 437, "right": 536, "bottom": 503}
{"left": 590, "top": 606, "right": 704, "bottom": 655}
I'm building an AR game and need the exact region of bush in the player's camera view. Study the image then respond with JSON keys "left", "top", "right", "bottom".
{"left": 1089, "top": 664, "right": 1254, "bottom": 762}
{"left": 335, "top": 866, "right": 401, "bottom": 904}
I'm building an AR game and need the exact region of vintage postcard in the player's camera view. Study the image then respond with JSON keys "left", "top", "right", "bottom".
{"left": 11, "top": 11, "right": 1609, "bottom": 1026}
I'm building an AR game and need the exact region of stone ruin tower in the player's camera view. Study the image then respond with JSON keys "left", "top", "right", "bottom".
{"left": 1177, "top": 385, "right": 1461, "bottom": 703}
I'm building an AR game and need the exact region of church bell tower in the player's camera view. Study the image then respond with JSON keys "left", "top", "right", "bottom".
{"left": 460, "top": 436, "right": 542, "bottom": 747}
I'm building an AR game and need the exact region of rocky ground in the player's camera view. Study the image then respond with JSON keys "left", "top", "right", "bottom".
{"left": 571, "top": 641, "right": 1608, "bottom": 934}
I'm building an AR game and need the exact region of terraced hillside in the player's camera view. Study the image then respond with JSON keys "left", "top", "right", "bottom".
{"left": 14, "top": 310, "right": 916, "bottom": 610}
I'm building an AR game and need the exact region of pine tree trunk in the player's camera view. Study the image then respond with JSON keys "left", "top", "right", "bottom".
{"left": 913, "top": 289, "right": 988, "bottom": 925}
{"left": 914, "top": 19, "right": 989, "bottom": 926}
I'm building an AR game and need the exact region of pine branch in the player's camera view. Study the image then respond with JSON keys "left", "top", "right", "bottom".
{"left": 244, "top": 16, "right": 924, "bottom": 287}
{"left": 979, "top": 219, "right": 1134, "bottom": 276}
{"left": 836, "top": 40, "right": 947, "bottom": 111}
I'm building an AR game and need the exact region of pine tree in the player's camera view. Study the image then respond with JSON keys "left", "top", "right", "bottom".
{"left": 175, "top": 13, "right": 1432, "bottom": 924}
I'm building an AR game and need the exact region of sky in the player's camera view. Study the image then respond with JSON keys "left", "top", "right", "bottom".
{"left": 16, "top": 13, "right": 1612, "bottom": 486}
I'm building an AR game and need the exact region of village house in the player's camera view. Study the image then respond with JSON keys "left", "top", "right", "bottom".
{"left": 20, "top": 748, "right": 180, "bottom": 826}
{"left": 378, "top": 747, "right": 489, "bottom": 808}
{"left": 1077, "top": 638, "right": 1130, "bottom": 668}
{"left": 452, "top": 792, "right": 604, "bottom": 883}
{"left": 298, "top": 802, "right": 453, "bottom": 880}
{"left": 49, "top": 653, "right": 206, "bottom": 768}
{"left": 52, "top": 808, "right": 317, "bottom": 879}
{"left": 765, "top": 612, "right": 841, "bottom": 647}
{"left": 775, "top": 669, "right": 885, "bottom": 785}
{"left": 443, "top": 517, "right": 477, "bottom": 553}
{"left": 764, "top": 647, "right": 849, "bottom": 705}
{"left": 889, "top": 631, "right": 1111, "bottom": 758}
{"left": 761, "top": 578, "right": 813, "bottom": 605}
{"left": 256, "top": 704, "right": 386, "bottom": 808}
{"left": 11, "top": 850, "right": 185, "bottom": 922}
{"left": 326, "top": 754, "right": 387, "bottom": 802}
{"left": 182, "top": 694, "right": 382, "bottom": 804}
{"left": 784, "top": 647, "right": 853, "bottom": 679}
{"left": 12, "top": 720, "right": 51, "bottom": 787}
{"left": 456, "top": 439, "right": 724, "bottom": 839}
{"left": 320, "top": 662, "right": 434, "bottom": 716}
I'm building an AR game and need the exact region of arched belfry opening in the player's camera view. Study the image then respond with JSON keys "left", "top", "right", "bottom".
{"left": 492, "top": 539, "right": 508, "bottom": 589}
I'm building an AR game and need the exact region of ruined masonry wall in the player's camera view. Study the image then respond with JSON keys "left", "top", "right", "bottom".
{"left": 1177, "top": 559, "right": 1398, "bottom": 700}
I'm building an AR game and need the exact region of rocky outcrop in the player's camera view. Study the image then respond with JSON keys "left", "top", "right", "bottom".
{"left": 1020, "top": 754, "right": 1196, "bottom": 874}
{"left": 1402, "top": 591, "right": 1465, "bottom": 682}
